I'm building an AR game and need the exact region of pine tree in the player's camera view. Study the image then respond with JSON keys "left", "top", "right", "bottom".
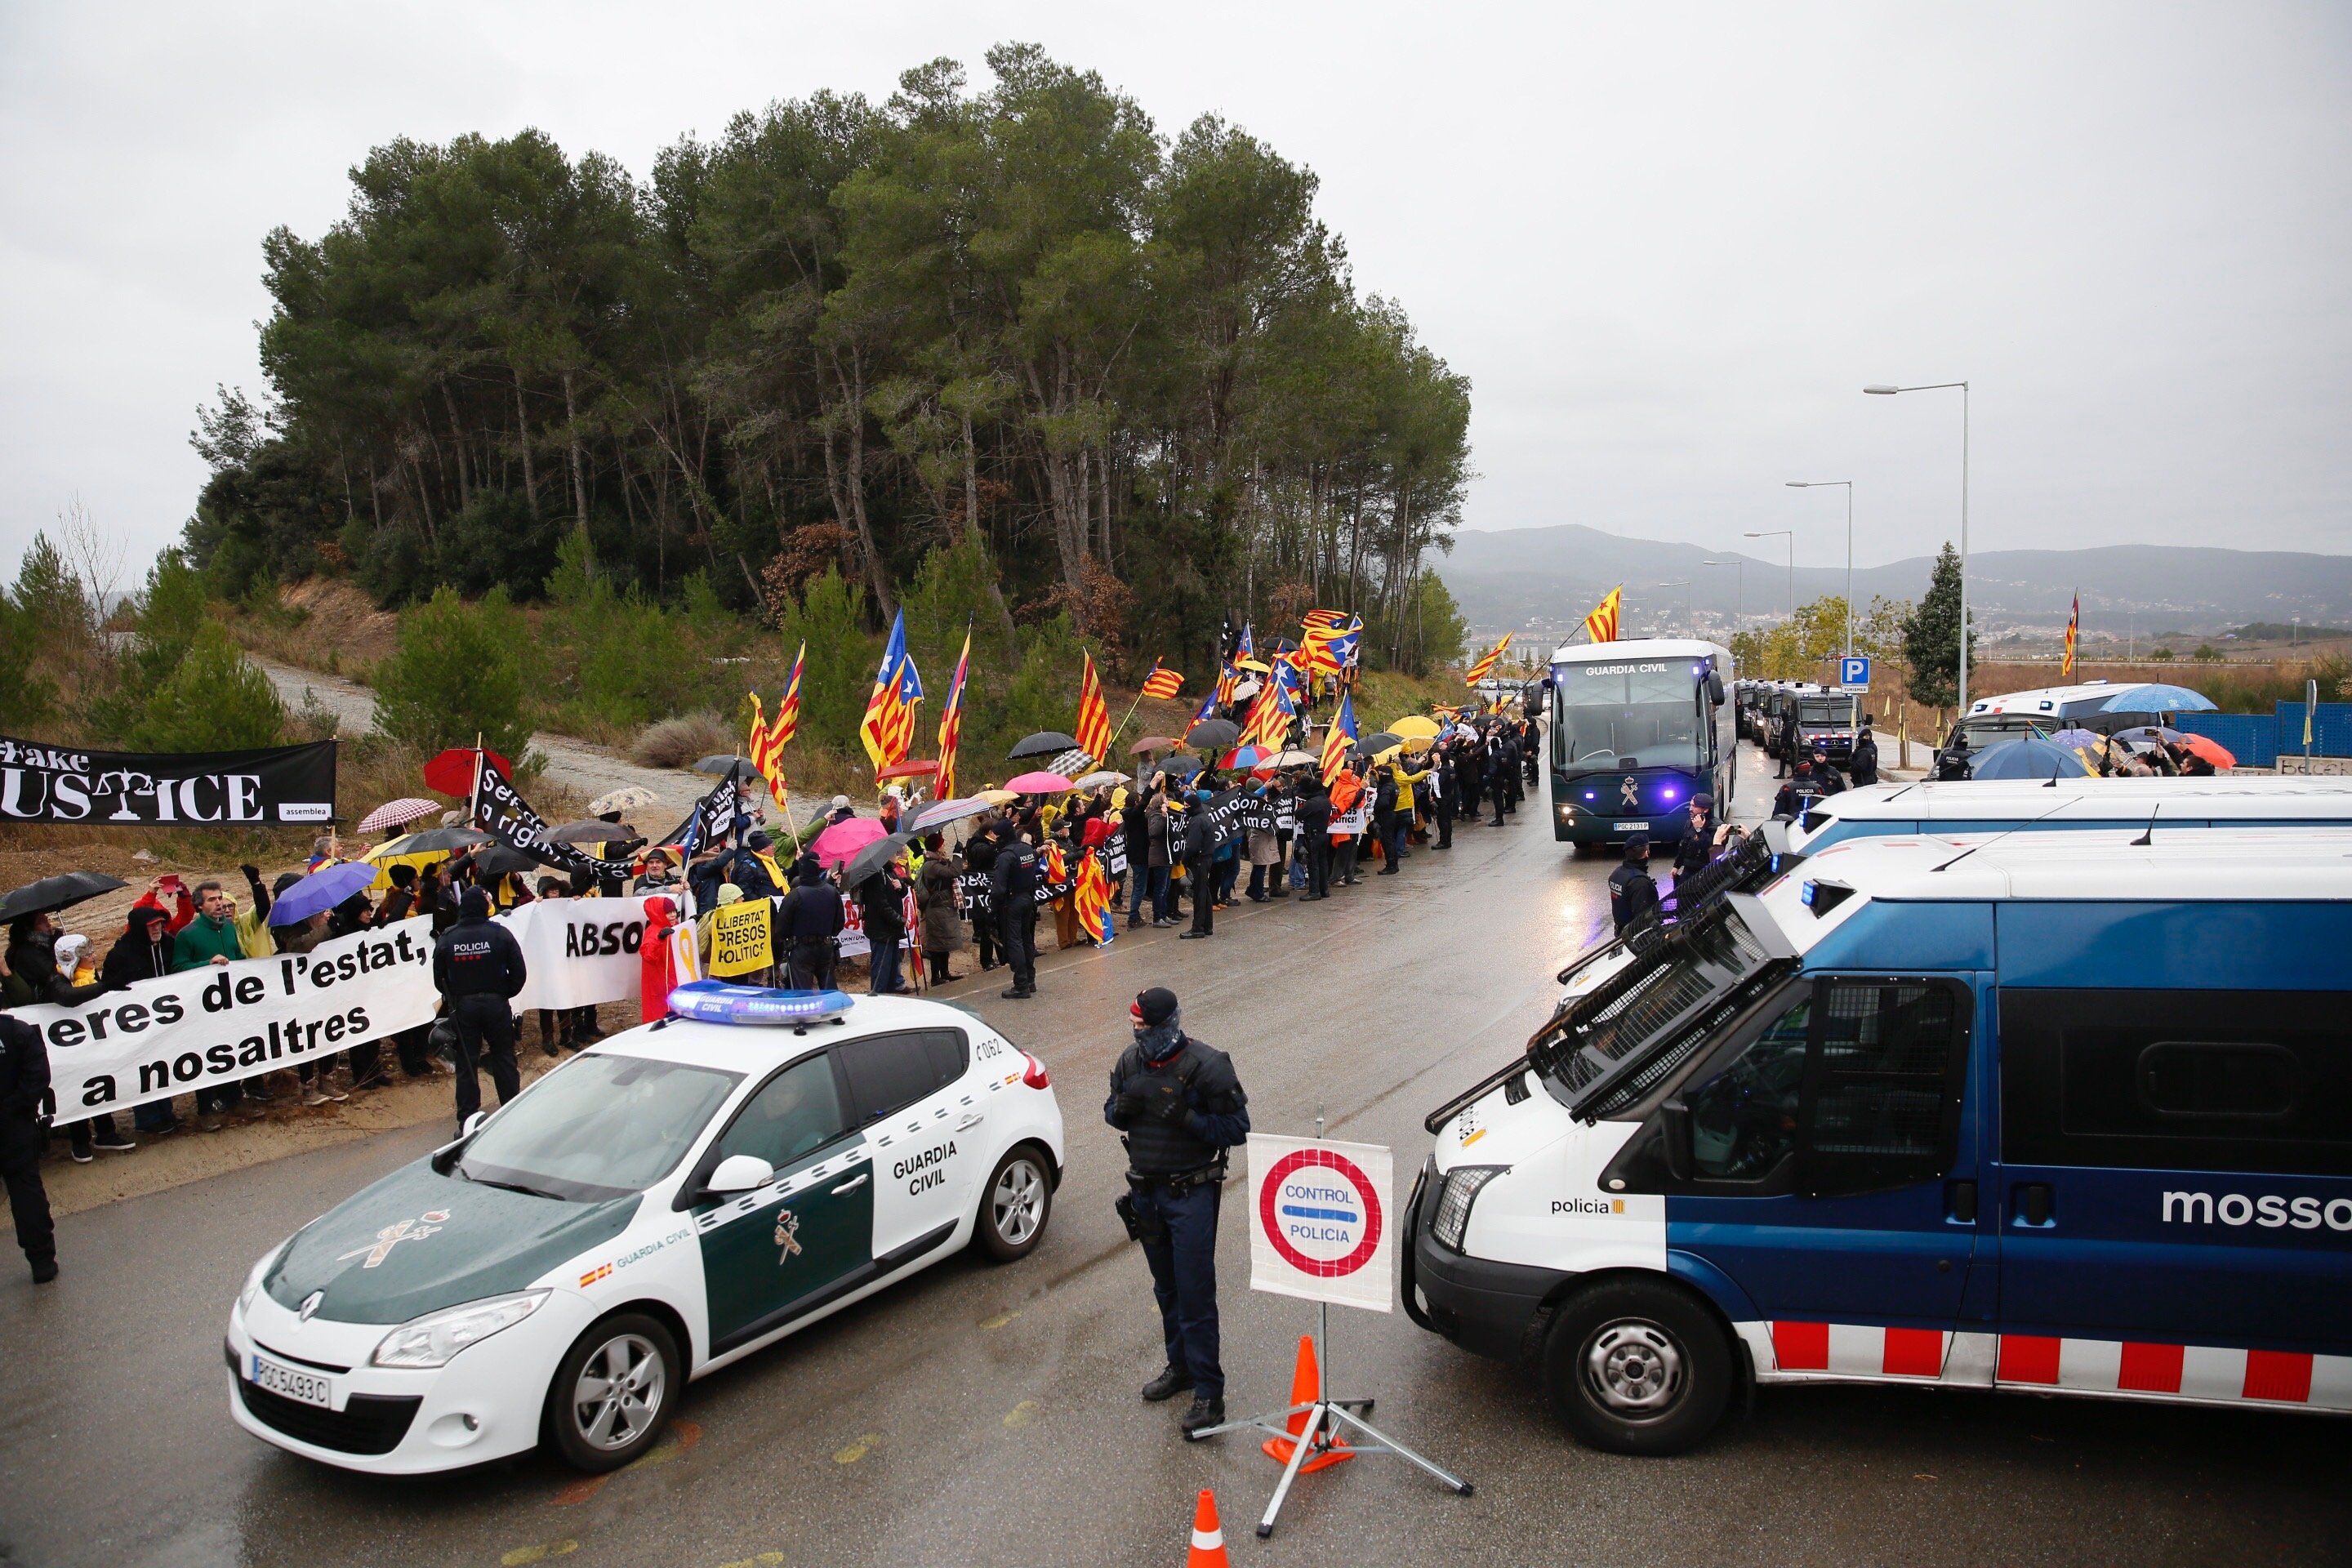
{"left": 1903, "top": 543, "right": 1974, "bottom": 707}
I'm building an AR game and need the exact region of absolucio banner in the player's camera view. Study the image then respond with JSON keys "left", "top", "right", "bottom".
{"left": 0, "top": 736, "right": 337, "bottom": 827}
{"left": 15, "top": 898, "right": 653, "bottom": 1118}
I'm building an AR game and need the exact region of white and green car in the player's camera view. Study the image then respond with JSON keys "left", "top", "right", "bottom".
{"left": 225, "top": 993, "right": 1063, "bottom": 1474}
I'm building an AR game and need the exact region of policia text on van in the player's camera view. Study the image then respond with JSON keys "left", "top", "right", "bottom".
{"left": 1404, "top": 829, "right": 2352, "bottom": 1454}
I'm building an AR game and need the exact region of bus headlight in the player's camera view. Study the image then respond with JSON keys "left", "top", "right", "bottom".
{"left": 1430, "top": 1165, "right": 1508, "bottom": 1250}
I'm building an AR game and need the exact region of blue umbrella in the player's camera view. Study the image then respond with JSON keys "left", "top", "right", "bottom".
{"left": 269, "top": 862, "right": 382, "bottom": 926}
{"left": 2094, "top": 683, "right": 2216, "bottom": 714}
{"left": 1967, "top": 736, "right": 2094, "bottom": 781}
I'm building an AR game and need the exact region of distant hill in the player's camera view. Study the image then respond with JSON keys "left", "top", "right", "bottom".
{"left": 1436, "top": 525, "right": 2352, "bottom": 639}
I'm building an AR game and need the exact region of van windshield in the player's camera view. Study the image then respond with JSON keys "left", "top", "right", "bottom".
{"left": 1797, "top": 696, "right": 1858, "bottom": 725}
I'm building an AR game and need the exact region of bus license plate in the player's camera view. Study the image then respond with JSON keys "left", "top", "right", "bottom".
{"left": 250, "top": 1352, "right": 332, "bottom": 1409}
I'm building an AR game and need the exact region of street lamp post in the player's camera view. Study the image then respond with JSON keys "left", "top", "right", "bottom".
{"left": 1744, "top": 529, "right": 1794, "bottom": 623}
{"left": 1655, "top": 581, "right": 1690, "bottom": 639}
{"left": 1785, "top": 480, "right": 1855, "bottom": 662}
{"left": 1865, "top": 380, "right": 1971, "bottom": 713}
{"left": 1701, "top": 559, "right": 1741, "bottom": 631}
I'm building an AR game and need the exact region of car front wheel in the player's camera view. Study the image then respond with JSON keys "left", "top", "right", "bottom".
{"left": 546, "top": 1312, "right": 679, "bottom": 1472}
{"left": 974, "top": 1145, "right": 1053, "bottom": 1263}
{"left": 1542, "top": 1280, "right": 1733, "bottom": 1455}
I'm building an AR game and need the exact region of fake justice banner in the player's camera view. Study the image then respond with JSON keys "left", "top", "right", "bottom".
{"left": 0, "top": 735, "right": 336, "bottom": 826}
{"left": 15, "top": 898, "right": 655, "bottom": 1118}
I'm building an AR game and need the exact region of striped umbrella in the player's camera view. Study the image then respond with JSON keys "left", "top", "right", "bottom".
{"left": 356, "top": 797, "right": 439, "bottom": 835}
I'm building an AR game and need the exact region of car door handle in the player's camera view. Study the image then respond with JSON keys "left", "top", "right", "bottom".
{"left": 831, "top": 1174, "right": 869, "bottom": 1196}
{"left": 956, "top": 1112, "right": 984, "bottom": 1132}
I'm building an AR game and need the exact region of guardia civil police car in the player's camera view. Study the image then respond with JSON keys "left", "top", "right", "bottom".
{"left": 1407, "top": 829, "right": 2352, "bottom": 1454}
{"left": 225, "top": 985, "right": 1063, "bottom": 1473}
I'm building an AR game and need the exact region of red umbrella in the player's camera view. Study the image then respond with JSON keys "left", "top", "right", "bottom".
{"left": 1219, "top": 745, "right": 1269, "bottom": 771}
{"left": 1006, "top": 770, "right": 1077, "bottom": 795}
{"left": 876, "top": 759, "right": 938, "bottom": 781}
{"left": 2180, "top": 733, "right": 2236, "bottom": 769}
{"left": 422, "top": 746, "right": 511, "bottom": 798}
{"left": 811, "top": 817, "right": 886, "bottom": 866}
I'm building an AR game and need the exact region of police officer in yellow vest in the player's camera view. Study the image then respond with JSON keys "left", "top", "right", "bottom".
{"left": 698, "top": 884, "right": 775, "bottom": 987}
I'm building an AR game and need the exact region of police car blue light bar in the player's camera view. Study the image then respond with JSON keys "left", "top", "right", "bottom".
{"left": 666, "top": 978, "right": 855, "bottom": 1027}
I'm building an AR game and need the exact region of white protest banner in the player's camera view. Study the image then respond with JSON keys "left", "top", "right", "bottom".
{"left": 1245, "top": 1134, "right": 1393, "bottom": 1313}
{"left": 1329, "top": 805, "right": 1370, "bottom": 836}
{"left": 16, "top": 920, "right": 442, "bottom": 1118}
{"left": 505, "top": 896, "right": 650, "bottom": 1010}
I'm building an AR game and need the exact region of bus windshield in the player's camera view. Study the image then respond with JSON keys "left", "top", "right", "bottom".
{"left": 1552, "top": 662, "right": 1703, "bottom": 769}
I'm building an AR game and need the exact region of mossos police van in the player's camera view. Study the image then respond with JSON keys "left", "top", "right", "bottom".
{"left": 1789, "top": 775, "right": 2352, "bottom": 855}
{"left": 225, "top": 987, "right": 1063, "bottom": 1474}
{"left": 1405, "top": 830, "right": 2352, "bottom": 1454}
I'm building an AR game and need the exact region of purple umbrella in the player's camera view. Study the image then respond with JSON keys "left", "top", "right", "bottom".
{"left": 268, "top": 861, "right": 382, "bottom": 926}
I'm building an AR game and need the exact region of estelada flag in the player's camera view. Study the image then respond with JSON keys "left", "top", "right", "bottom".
{"left": 1584, "top": 586, "right": 1622, "bottom": 644}
{"left": 1214, "top": 660, "right": 1241, "bottom": 708}
{"left": 1075, "top": 652, "right": 1111, "bottom": 763}
{"left": 861, "top": 611, "right": 913, "bottom": 771}
{"left": 1140, "top": 659, "right": 1184, "bottom": 700}
{"left": 937, "top": 630, "right": 972, "bottom": 803}
{"left": 1072, "top": 849, "right": 1114, "bottom": 947}
{"left": 2062, "top": 591, "right": 2080, "bottom": 678}
{"left": 1321, "top": 692, "right": 1359, "bottom": 785}
{"left": 1465, "top": 632, "right": 1513, "bottom": 686}
{"left": 1183, "top": 688, "right": 1218, "bottom": 739}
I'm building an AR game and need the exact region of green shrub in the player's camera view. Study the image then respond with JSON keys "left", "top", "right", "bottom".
{"left": 127, "top": 622, "right": 287, "bottom": 751}
{"left": 0, "top": 594, "right": 56, "bottom": 731}
{"left": 372, "top": 586, "right": 531, "bottom": 757}
{"left": 772, "top": 568, "right": 876, "bottom": 756}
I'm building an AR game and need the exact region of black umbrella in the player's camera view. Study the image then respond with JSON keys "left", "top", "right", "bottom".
{"left": 692, "top": 755, "right": 769, "bottom": 780}
{"left": 473, "top": 844, "right": 551, "bottom": 878}
{"left": 1009, "top": 731, "right": 1080, "bottom": 760}
{"left": 1152, "top": 754, "right": 1205, "bottom": 781}
{"left": 841, "top": 831, "right": 917, "bottom": 889}
{"left": 546, "top": 820, "right": 641, "bottom": 846}
{"left": 390, "top": 826, "right": 494, "bottom": 854}
{"left": 1361, "top": 730, "right": 1404, "bottom": 755}
{"left": 1184, "top": 718, "right": 1241, "bottom": 750}
{"left": 0, "top": 871, "right": 127, "bottom": 926}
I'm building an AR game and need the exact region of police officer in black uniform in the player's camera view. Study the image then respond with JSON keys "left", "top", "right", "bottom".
{"left": 0, "top": 1013, "right": 56, "bottom": 1282}
{"left": 1673, "top": 793, "right": 1717, "bottom": 879}
{"left": 431, "top": 887, "right": 528, "bottom": 1134}
{"left": 1609, "top": 833, "right": 1661, "bottom": 933}
{"left": 777, "top": 861, "right": 846, "bottom": 988}
{"left": 1106, "top": 987, "right": 1250, "bottom": 1436}
{"left": 990, "top": 823, "right": 1040, "bottom": 996}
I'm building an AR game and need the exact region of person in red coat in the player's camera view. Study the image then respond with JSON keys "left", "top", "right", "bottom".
{"left": 639, "top": 895, "right": 694, "bottom": 1022}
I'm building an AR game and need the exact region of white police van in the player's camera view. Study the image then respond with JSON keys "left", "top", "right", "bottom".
{"left": 226, "top": 986, "right": 1063, "bottom": 1474}
{"left": 1792, "top": 776, "right": 2352, "bottom": 855}
{"left": 1406, "top": 830, "right": 2352, "bottom": 1453}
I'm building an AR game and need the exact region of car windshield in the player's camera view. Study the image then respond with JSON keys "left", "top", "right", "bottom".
{"left": 1797, "top": 696, "right": 1858, "bottom": 725}
{"left": 457, "top": 1054, "right": 742, "bottom": 1202}
{"left": 1552, "top": 663, "right": 1702, "bottom": 769}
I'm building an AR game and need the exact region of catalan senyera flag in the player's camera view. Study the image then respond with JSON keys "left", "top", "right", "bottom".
{"left": 1071, "top": 849, "right": 1114, "bottom": 947}
{"left": 746, "top": 694, "right": 787, "bottom": 812}
{"left": 1321, "top": 692, "right": 1359, "bottom": 785}
{"left": 936, "top": 630, "right": 971, "bottom": 803}
{"left": 770, "top": 643, "right": 804, "bottom": 751}
{"left": 861, "top": 610, "right": 912, "bottom": 771}
{"left": 1139, "top": 659, "right": 1184, "bottom": 701}
{"left": 1583, "top": 586, "right": 1622, "bottom": 644}
{"left": 1043, "top": 839, "right": 1068, "bottom": 889}
{"left": 1464, "top": 632, "right": 1513, "bottom": 687}
{"left": 2062, "top": 591, "right": 2080, "bottom": 678}
{"left": 1074, "top": 652, "right": 1111, "bottom": 764}
{"left": 1183, "top": 688, "right": 1218, "bottom": 740}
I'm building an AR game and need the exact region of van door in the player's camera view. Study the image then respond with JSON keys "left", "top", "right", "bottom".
{"left": 1668, "top": 976, "right": 1984, "bottom": 1379}
{"left": 1992, "top": 987, "right": 2352, "bottom": 1401}
{"left": 693, "top": 1053, "right": 873, "bottom": 1356}
{"left": 839, "top": 1028, "right": 975, "bottom": 1266}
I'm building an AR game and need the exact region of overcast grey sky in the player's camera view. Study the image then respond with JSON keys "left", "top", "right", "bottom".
{"left": 2, "top": 1, "right": 2347, "bottom": 585}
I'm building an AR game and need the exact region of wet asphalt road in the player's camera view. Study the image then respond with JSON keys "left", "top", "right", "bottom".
{"left": 3, "top": 746, "right": 2346, "bottom": 1568}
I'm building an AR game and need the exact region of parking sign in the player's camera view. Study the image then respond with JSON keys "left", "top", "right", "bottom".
{"left": 1839, "top": 656, "right": 1871, "bottom": 691}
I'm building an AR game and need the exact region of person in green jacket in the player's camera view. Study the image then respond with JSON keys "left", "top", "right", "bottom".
{"left": 170, "top": 880, "right": 253, "bottom": 1130}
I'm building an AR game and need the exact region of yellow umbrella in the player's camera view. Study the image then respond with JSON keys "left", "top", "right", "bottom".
{"left": 1369, "top": 742, "right": 1404, "bottom": 763}
{"left": 1234, "top": 657, "right": 1272, "bottom": 673}
{"left": 978, "top": 788, "right": 1021, "bottom": 805}
{"left": 360, "top": 835, "right": 451, "bottom": 893}
{"left": 1389, "top": 715, "right": 1441, "bottom": 740}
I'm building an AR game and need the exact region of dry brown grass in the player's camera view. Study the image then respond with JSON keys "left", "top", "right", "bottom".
{"left": 628, "top": 710, "right": 735, "bottom": 768}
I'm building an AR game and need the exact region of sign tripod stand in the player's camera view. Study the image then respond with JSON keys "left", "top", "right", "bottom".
{"left": 1187, "top": 1113, "right": 1472, "bottom": 1539}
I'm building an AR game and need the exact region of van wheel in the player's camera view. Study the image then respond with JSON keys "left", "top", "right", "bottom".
{"left": 545, "top": 1312, "right": 679, "bottom": 1472}
{"left": 974, "top": 1145, "right": 1053, "bottom": 1263}
{"left": 1542, "top": 1281, "right": 1731, "bottom": 1455}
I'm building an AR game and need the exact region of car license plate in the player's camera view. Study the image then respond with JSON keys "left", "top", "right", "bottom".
{"left": 1613, "top": 820, "right": 1648, "bottom": 832}
{"left": 249, "top": 1352, "right": 332, "bottom": 1409}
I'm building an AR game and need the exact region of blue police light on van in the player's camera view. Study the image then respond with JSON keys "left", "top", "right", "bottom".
{"left": 1404, "top": 826, "right": 2352, "bottom": 1456}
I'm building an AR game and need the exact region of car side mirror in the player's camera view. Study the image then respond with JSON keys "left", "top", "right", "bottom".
{"left": 1706, "top": 674, "right": 1725, "bottom": 704}
{"left": 1659, "top": 1099, "right": 1692, "bottom": 1183}
{"left": 704, "top": 1153, "right": 776, "bottom": 1196}
{"left": 461, "top": 1111, "right": 488, "bottom": 1138}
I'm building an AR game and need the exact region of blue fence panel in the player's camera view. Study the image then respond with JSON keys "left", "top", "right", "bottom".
{"left": 2274, "top": 702, "right": 2352, "bottom": 758}
{"left": 2176, "top": 711, "right": 2278, "bottom": 767}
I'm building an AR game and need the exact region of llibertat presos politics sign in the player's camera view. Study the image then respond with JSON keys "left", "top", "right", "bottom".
{"left": 1247, "top": 1134, "right": 1394, "bottom": 1313}
{"left": 0, "top": 735, "right": 338, "bottom": 826}
{"left": 12, "top": 898, "right": 655, "bottom": 1119}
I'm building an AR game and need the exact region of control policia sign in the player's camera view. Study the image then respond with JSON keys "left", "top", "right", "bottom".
{"left": 1246, "top": 1134, "right": 1394, "bottom": 1313}
{"left": 0, "top": 735, "right": 337, "bottom": 826}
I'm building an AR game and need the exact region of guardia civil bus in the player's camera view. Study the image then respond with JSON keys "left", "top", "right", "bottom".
{"left": 1548, "top": 639, "right": 1735, "bottom": 850}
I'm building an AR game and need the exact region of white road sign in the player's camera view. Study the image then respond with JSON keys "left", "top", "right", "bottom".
{"left": 1245, "top": 1134, "right": 1393, "bottom": 1313}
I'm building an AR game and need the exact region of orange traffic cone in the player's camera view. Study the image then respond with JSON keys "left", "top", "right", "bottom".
{"left": 1187, "top": 1489, "right": 1230, "bottom": 1568}
{"left": 1261, "top": 1334, "right": 1353, "bottom": 1472}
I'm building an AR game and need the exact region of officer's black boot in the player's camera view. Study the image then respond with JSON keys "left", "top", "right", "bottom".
{"left": 1180, "top": 1395, "right": 1226, "bottom": 1435}
{"left": 1142, "top": 1366, "right": 1195, "bottom": 1402}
